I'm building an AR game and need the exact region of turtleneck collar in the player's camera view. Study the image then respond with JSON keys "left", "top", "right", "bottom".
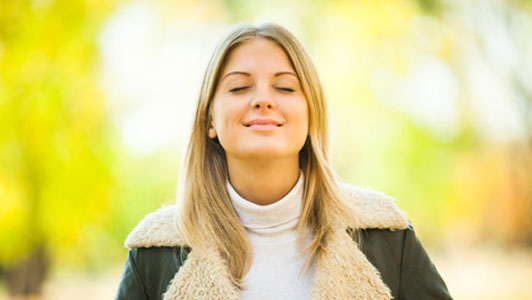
{"left": 226, "top": 170, "right": 304, "bottom": 231}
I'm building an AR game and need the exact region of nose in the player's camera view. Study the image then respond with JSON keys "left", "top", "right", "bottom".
{"left": 250, "top": 87, "right": 276, "bottom": 110}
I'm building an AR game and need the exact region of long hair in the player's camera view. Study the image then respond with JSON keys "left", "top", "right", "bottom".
{"left": 175, "top": 22, "right": 358, "bottom": 289}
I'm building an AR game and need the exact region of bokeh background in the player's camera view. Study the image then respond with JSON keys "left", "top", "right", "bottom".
{"left": 1, "top": 0, "right": 532, "bottom": 299}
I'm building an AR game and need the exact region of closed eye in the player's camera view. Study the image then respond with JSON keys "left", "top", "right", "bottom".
{"left": 229, "top": 86, "right": 250, "bottom": 93}
{"left": 276, "top": 87, "right": 295, "bottom": 92}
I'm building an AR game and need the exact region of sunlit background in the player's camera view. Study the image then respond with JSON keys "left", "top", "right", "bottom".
{"left": 1, "top": 0, "right": 532, "bottom": 299}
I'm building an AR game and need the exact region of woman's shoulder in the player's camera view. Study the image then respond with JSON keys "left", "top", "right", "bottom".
{"left": 338, "top": 183, "right": 410, "bottom": 230}
{"left": 123, "top": 204, "right": 185, "bottom": 249}
{"left": 123, "top": 184, "right": 410, "bottom": 249}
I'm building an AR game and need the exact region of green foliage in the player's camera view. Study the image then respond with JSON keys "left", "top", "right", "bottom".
{"left": 0, "top": 0, "right": 117, "bottom": 265}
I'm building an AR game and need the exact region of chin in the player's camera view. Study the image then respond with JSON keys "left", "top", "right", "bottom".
{"left": 246, "top": 148, "right": 290, "bottom": 158}
{"left": 223, "top": 138, "right": 305, "bottom": 160}
{"left": 233, "top": 146, "right": 296, "bottom": 160}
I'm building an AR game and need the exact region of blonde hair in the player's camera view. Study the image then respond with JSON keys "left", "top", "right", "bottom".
{"left": 175, "top": 22, "right": 358, "bottom": 288}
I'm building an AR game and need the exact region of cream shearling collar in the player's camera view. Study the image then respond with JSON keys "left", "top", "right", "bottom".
{"left": 125, "top": 184, "right": 409, "bottom": 300}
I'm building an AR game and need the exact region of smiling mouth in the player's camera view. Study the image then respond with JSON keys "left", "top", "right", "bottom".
{"left": 243, "top": 124, "right": 283, "bottom": 127}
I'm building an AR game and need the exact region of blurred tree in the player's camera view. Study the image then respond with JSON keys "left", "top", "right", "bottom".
{"left": 312, "top": 0, "right": 532, "bottom": 246}
{"left": 442, "top": 0, "right": 532, "bottom": 245}
{"left": 415, "top": 0, "right": 442, "bottom": 14}
{"left": 0, "top": 0, "right": 117, "bottom": 296}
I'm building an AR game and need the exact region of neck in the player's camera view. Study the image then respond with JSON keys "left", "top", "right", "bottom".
{"left": 226, "top": 155, "right": 300, "bottom": 206}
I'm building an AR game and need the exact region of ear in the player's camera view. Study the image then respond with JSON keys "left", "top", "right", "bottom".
{"left": 208, "top": 121, "right": 217, "bottom": 139}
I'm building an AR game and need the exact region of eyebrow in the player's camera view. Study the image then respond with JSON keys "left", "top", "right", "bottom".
{"left": 221, "top": 71, "right": 298, "bottom": 82}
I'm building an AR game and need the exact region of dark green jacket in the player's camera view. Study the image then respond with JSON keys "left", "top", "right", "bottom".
{"left": 116, "top": 186, "right": 453, "bottom": 300}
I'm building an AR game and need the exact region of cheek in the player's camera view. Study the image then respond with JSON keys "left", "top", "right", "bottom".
{"left": 290, "top": 100, "right": 309, "bottom": 133}
{"left": 277, "top": 100, "right": 309, "bottom": 150}
{"left": 212, "top": 101, "right": 245, "bottom": 139}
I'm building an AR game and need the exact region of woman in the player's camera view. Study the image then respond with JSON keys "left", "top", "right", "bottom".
{"left": 115, "top": 22, "right": 453, "bottom": 300}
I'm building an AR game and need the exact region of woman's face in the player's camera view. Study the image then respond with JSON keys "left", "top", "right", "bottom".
{"left": 209, "top": 38, "right": 309, "bottom": 161}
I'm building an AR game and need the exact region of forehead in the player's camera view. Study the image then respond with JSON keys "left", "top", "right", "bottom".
{"left": 222, "top": 38, "right": 295, "bottom": 73}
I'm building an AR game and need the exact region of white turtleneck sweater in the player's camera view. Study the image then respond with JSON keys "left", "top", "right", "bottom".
{"left": 226, "top": 170, "right": 316, "bottom": 300}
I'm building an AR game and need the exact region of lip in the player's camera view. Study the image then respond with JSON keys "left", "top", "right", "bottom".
{"left": 243, "top": 118, "right": 283, "bottom": 130}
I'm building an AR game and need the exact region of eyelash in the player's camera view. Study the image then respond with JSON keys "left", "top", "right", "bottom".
{"left": 229, "top": 87, "right": 295, "bottom": 93}
{"left": 277, "top": 87, "right": 295, "bottom": 93}
{"left": 229, "top": 87, "right": 249, "bottom": 93}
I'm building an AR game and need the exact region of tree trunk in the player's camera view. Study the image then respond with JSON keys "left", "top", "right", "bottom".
{"left": 4, "top": 246, "right": 49, "bottom": 297}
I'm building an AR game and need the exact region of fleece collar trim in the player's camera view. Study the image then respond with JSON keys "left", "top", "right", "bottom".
{"left": 125, "top": 184, "right": 409, "bottom": 300}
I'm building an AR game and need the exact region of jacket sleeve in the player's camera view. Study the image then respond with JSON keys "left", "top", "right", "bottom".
{"left": 399, "top": 225, "right": 453, "bottom": 300}
{"left": 115, "top": 248, "right": 149, "bottom": 300}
